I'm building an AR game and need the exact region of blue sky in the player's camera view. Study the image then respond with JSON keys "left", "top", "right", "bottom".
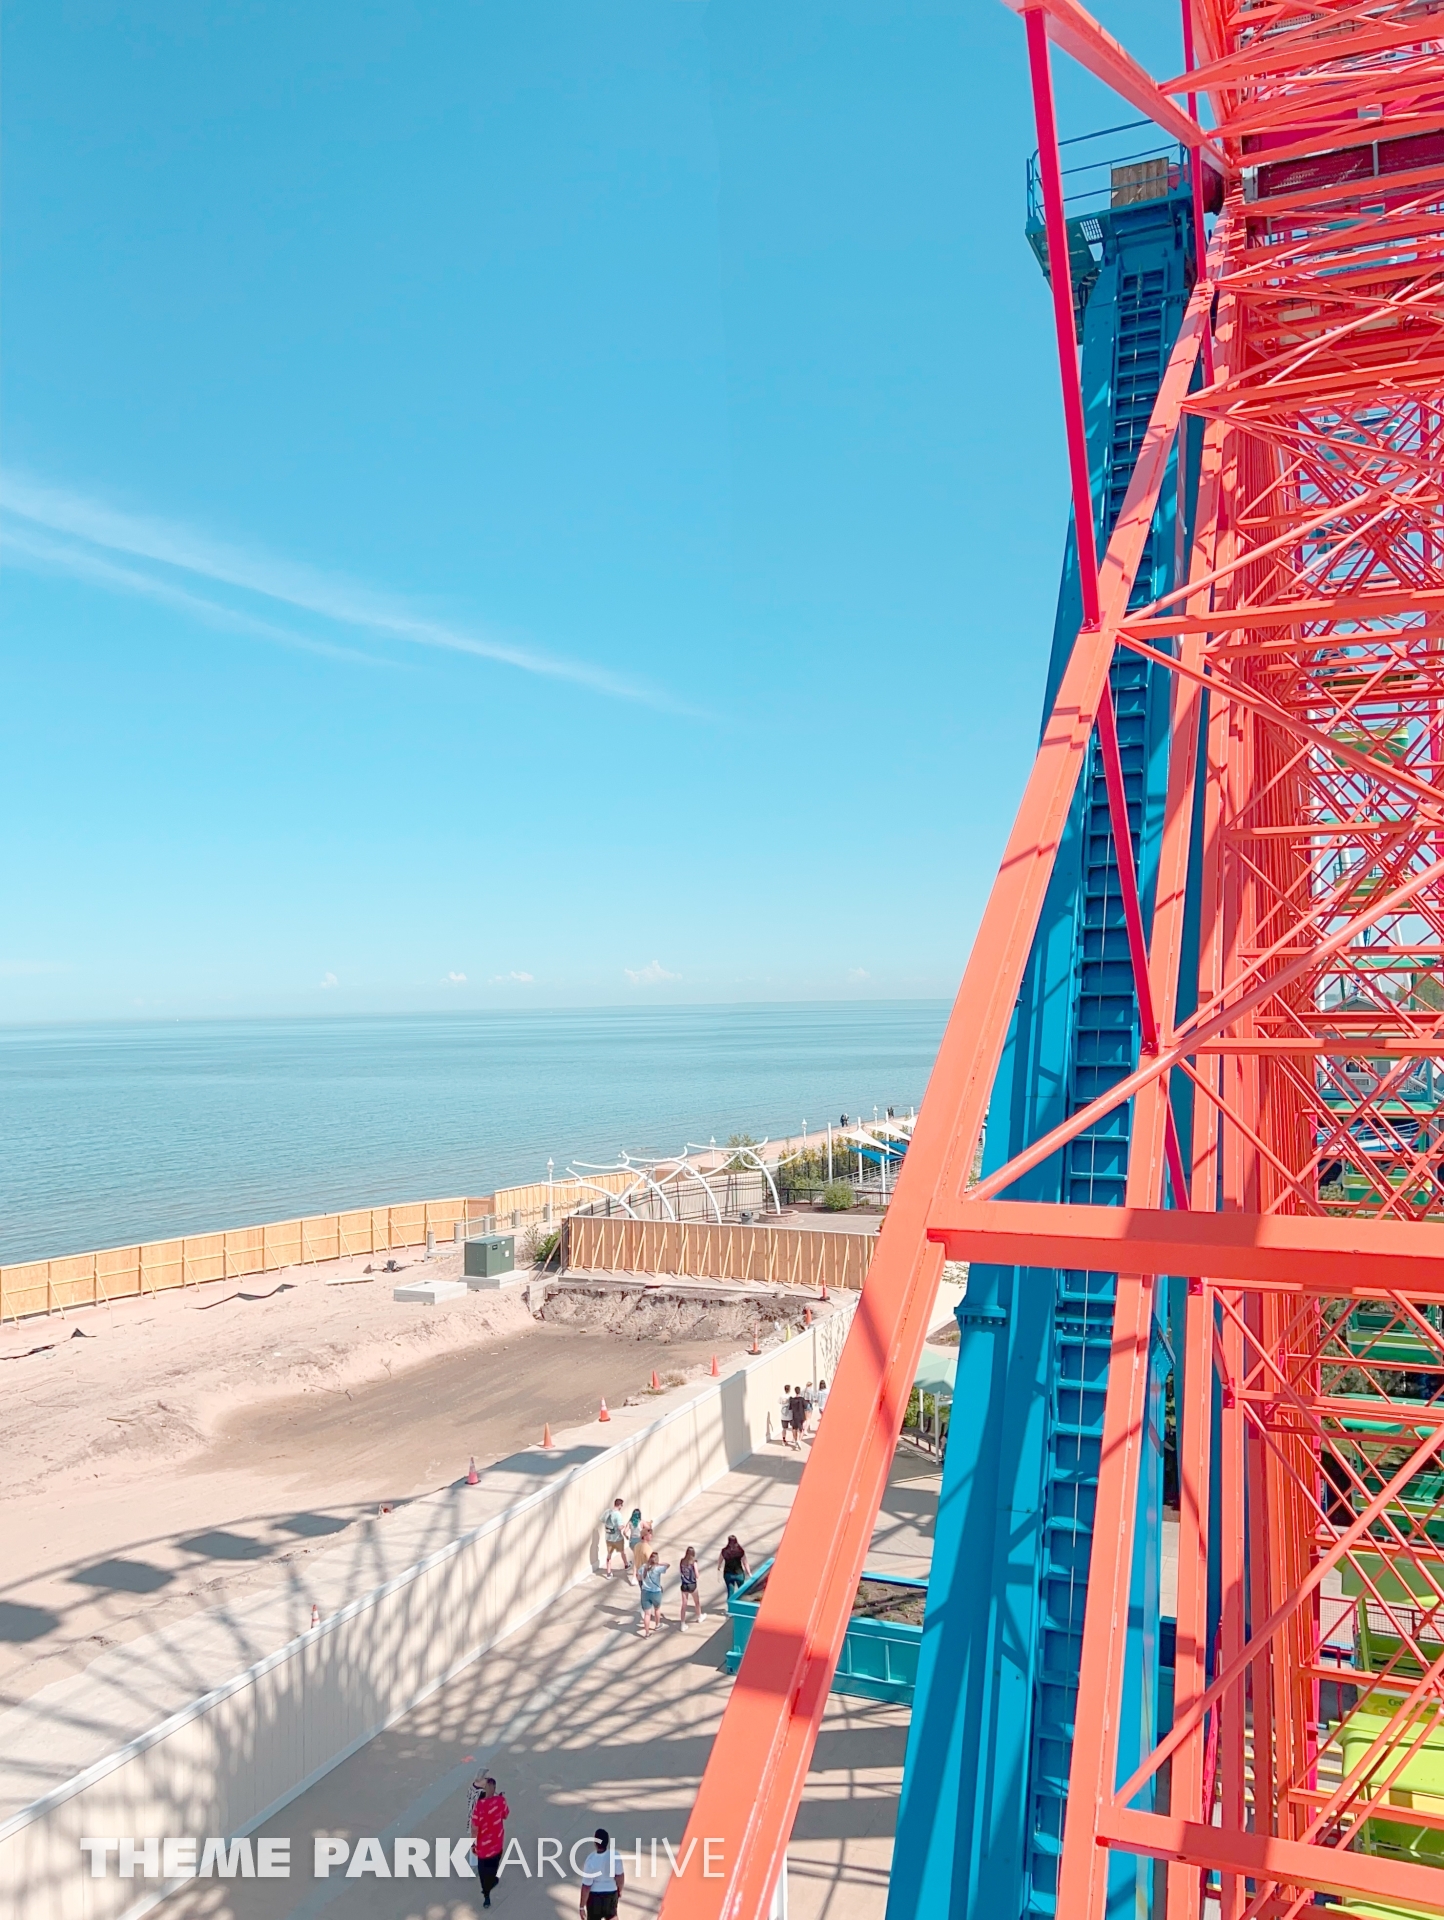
{"left": 0, "top": 0, "right": 1185, "bottom": 1022}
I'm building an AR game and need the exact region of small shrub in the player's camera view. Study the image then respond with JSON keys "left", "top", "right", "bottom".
{"left": 820, "top": 1181, "right": 855, "bottom": 1212}
{"left": 522, "top": 1225, "right": 562, "bottom": 1268}
{"left": 723, "top": 1131, "right": 760, "bottom": 1172}
{"left": 777, "top": 1142, "right": 864, "bottom": 1203}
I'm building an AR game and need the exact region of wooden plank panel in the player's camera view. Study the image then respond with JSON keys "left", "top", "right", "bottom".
{"left": 49, "top": 1273, "right": 100, "bottom": 1312}
{"left": 224, "top": 1228, "right": 266, "bottom": 1278}
{"left": 96, "top": 1245, "right": 142, "bottom": 1300}
{"left": 0, "top": 1195, "right": 489, "bottom": 1324}
{"left": 561, "top": 1216, "right": 877, "bottom": 1290}
{"left": 183, "top": 1233, "right": 227, "bottom": 1284}
{"left": 0, "top": 1274, "right": 51, "bottom": 1320}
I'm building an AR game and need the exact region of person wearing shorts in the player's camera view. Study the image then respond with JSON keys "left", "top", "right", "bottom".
{"left": 718, "top": 1534, "right": 749, "bottom": 1600}
{"left": 579, "top": 1827, "right": 624, "bottom": 1919}
{"left": 638, "top": 1551, "right": 668, "bottom": 1636}
{"left": 626, "top": 1509, "right": 645, "bottom": 1582}
{"left": 788, "top": 1388, "right": 809, "bottom": 1445}
{"left": 602, "top": 1499, "right": 628, "bottom": 1580}
{"left": 678, "top": 1546, "right": 703, "bottom": 1630}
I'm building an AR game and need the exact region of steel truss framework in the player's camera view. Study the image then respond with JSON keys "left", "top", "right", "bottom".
{"left": 658, "top": 3, "right": 1444, "bottom": 1918}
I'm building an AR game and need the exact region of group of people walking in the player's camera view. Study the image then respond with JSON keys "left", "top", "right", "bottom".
{"left": 467, "top": 1780, "right": 624, "bottom": 1920}
{"left": 460, "top": 1491, "right": 769, "bottom": 1907}
{"left": 778, "top": 1376, "right": 826, "bottom": 1449}
{"left": 600, "top": 1496, "right": 751, "bottom": 1636}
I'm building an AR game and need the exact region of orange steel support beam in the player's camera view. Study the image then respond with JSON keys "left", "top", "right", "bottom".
{"left": 1099, "top": 1804, "right": 1444, "bottom": 1909}
{"left": 664, "top": 3, "right": 1444, "bottom": 1917}
{"left": 1053, "top": 0, "right": 1444, "bottom": 1912}
{"left": 654, "top": 267, "right": 1213, "bottom": 1920}
{"left": 1001, "top": 0, "right": 1217, "bottom": 152}
{"left": 928, "top": 1201, "right": 1444, "bottom": 1294}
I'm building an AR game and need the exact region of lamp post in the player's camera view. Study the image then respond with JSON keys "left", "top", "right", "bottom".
{"left": 546, "top": 1157, "right": 554, "bottom": 1225}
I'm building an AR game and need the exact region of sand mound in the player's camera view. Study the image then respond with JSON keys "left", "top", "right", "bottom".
{"left": 540, "top": 1282, "right": 806, "bottom": 1345}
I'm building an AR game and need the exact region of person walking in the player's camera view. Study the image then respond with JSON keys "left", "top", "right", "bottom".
{"left": 470, "top": 1775, "right": 509, "bottom": 1909}
{"left": 779, "top": 1385, "right": 795, "bottom": 1449}
{"left": 631, "top": 1514, "right": 653, "bottom": 1584}
{"left": 816, "top": 1376, "right": 829, "bottom": 1417}
{"left": 638, "top": 1550, "right": 669, "bottom": 1636}
{"left": 788, "top": 1384, "right": 809, "bottom": 1447}
{"left": 625, "top": 1508, "right": 644, "bottom": 1583}
{"left": 678, "top": 1546, "right": 704, "bottom": 1631}
{"left": 579, "top": 1828, "right": 625, "bottom": 1919}
{"left": 601, "top": 1499, "right": 628, "bottom": 1580}
{"left": 718, "top": 1534, "right": 749, "bottom": 1601}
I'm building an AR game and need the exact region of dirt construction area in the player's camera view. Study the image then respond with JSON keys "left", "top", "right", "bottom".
{"left": 0, "top": 1245, "right": 825, "bottom": 1712}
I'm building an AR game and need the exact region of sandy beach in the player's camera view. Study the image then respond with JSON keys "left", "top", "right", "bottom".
{"left": 0, "top": 1246, "right": 803, "bottom": 1708}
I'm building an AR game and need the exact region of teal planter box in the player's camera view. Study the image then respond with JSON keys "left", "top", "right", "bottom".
{"left": 464, "top": 1234, "right": 515, "bottom": 1280}
{"left": 724, "top": 1558, "right": 927, "bottom": 1705}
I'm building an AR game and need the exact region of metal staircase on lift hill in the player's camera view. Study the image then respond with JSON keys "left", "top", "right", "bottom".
{"left": 886, "top": 133, "right": 1203, "bottom": 1920}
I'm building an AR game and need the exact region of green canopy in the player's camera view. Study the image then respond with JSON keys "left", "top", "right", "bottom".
{"left": 914, "top": 1345, "right": 956, "bottom": 1398}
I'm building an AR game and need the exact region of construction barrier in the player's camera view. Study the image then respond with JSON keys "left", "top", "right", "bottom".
{"left": 563, "top": 1215, "right": 876, "bottom": 1291}
{"left": 0, "top": 1307, "right": 856, "bottom": 1920}
{"left": 0, "top": 1175, "right": 637, "bottom": 1325}
{"left": 487, "top": 1172, "right": 633, "bottom": 1232}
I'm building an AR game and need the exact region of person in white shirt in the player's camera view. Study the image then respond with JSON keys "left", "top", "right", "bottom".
{"left": 601, "top": 1499, "right": 629, "bottom": 1580}
{"left": 579, "top": 1827, "right": 624, "bottom": 1918}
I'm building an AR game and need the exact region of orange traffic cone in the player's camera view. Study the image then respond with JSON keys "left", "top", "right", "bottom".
{"left": 542, "top": 1423, "right": 554, "bottom": 1448}
{"left": 599, "top": 1399, "right": 611, "bottom": 1422}
{"left": 310, "top": 1604, "right": 320, "bottom": 1629}
{"left": 820, "top": 1281, "right": 829, "bottom": 1301}
{"left": 650, "top": 1369, "right": 660, "bottom": 1391}
{"left": 710, "top": 1355, "right": 719, "bottom": 1378}
{"left": 750, "top": 1330, "right": 761, "bottom": 1355}
{"left": 466, "top": 1456, "right": 479, "bottom": 1485}
{"left": 804, "top": 1306, "right": 813, "bottom": 1327}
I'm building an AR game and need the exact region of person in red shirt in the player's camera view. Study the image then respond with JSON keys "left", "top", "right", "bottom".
{"left": 471, "top": 1775, "right": 510, "bottom": 1908}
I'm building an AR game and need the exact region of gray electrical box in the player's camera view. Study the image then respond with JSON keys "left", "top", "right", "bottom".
{"left": 464, "top": 1234, "right": 516, "bottom": 1281}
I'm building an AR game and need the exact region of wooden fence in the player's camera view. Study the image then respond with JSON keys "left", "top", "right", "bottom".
{"left": 487, "top": 1172, "right": 633, "bottom": 1230}
{"left": 562, "top": 1215, "right": 877, "bottom": 1291}
{"left": 0, "top": 1172, "right": 638, "bottom": 1325}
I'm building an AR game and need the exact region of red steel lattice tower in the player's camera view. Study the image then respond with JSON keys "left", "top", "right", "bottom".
{"left": 660, "top": 3, "right": 1444, "bottom": 1917}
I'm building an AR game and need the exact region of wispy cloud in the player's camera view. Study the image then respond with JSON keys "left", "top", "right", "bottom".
{"left": 3, "top": 522, "right": 384, "bottom": 667}
{"left": 624, "top": 959, "right": 680, "bottom": 986}
{"left": 0, "top": 470, "right": 683, "bottom": 708}
{"left": 444, "top": 970, "right": 468, "bottom": 985}
{"left": 489, "top": 969, "right": 534, "bottom": 984}
{"left": 320, "top": 971, "right": 338, "bottom": 990}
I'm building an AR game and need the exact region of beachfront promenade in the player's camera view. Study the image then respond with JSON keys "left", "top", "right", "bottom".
{"left": 149, "top": 1443, "right": 939, "bottom": 1920}
{"left": 0, "top": 1284, "right": 957, "bottom": 1920}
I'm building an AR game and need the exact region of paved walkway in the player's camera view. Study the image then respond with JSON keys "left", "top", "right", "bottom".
{"left": 0, "top": 1307, "right": 864, "bottom": 1827}
{"left": 152, "top": 1443, "right": 940, "bottom": 1920}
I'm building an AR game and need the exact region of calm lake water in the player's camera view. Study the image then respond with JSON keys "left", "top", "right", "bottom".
{"left": 0, "top": 1002, "right": 949, "bottom": 1264}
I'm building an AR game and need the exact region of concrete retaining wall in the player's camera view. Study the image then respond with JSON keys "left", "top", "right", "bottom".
{"left": 0, "top": 1308, "right": 854, "bottom": 1920}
